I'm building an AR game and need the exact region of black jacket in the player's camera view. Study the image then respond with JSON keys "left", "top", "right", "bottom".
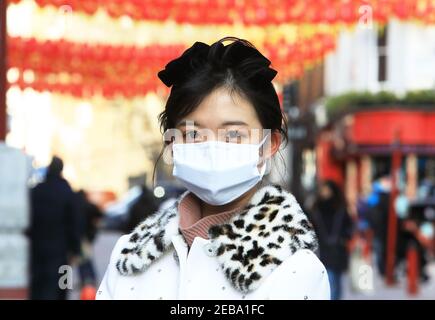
{"left": 310, "top": 203, "right": 354, "bottom": 272}
{"left": 30, "top": 176, "right": 82, "bottom": 263}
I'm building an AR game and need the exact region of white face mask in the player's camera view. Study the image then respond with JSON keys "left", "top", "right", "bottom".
{"left": 172, "top": 136, "right": 268, "bottom": 205}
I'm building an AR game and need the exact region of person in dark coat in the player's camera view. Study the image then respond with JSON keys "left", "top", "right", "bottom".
{"left": 124, "top": 185, "right": 159, "bottom": 234}
{"left": 309, "top": 180, "right": 354, "bottom": 300}
{"left": 30, "top": 156, "right": 82, "bottom": 300}
{"left": 75, "top": 190, "right": 103, "bottom": 287}
{"left": 365, "top": 175, "right": 392, "bottom": 277}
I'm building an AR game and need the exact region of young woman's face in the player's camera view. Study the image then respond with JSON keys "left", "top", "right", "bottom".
{"left": 174, "top": 87, "right": 281, "bottom": 158}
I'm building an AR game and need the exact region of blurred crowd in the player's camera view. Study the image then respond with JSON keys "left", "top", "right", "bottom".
{"left": 305, "top": 161, "right": 435, "bottom": 300}
{"left": 29, "top": 156, "right": 101, "bottom": 299}
{"left": 28, "top": 156, "right": 435, "bottom": 300}
{"left": 27, "top": 156, "right": 166, "bottom": 300}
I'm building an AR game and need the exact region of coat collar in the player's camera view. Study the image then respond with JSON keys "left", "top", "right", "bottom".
{"left": 116, "top": 184, "right": 318, "bottom": 293}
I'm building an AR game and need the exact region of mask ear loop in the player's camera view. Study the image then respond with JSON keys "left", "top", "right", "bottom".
{"left": 161, "top": 130, "right": 176, "bottom": 166}
{"left": 257, "top": 134, "right": 271, "bottom": 175}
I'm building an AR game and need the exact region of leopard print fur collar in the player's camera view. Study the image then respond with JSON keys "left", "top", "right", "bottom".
{"left": 116, "top": 184, "right": 318, "bottom": 293}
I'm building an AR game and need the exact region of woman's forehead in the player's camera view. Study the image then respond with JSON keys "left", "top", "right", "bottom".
{"left": 176, "top": 88, "right": 262, "bottom": 129}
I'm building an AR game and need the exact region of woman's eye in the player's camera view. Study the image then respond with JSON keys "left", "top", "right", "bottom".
{"left": 225, "top": 130, "right": 244, "bottom": 142}
{"left": 184, "top": 130, "right": 200, "bottom": 141}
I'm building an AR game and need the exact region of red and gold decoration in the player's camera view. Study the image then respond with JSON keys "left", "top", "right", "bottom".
{"left": 6, "top": 0, "right": 435, "bottom": 99}
{"left": 9, "top": 0, "right": 435, "bottom": 25}
{"left": 8, "top": 33, "right": 335, "bottom": 98}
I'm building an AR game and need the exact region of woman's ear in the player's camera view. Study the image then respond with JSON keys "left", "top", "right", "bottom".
{"left": 263, "top": 130, "right": 282, "bottom": 159}
{"left": 271, "top": 131, "right": 282, "bottom": 156}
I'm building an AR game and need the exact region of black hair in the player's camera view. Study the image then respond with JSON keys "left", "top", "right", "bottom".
{"left": 158, "top": 36, "right": 287, "bottom": 141}
{"left": 153, "top": 37, "right": 288, "bottom": 183}
{"left": 46, "top": 156, "right": 63, "bottom": 179}
{"left": 317, "top": 179, "right": 346, "bottom": 210}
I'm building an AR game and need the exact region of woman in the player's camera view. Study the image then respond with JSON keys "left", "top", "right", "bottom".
{"left": 309, "top": 180, "right": 354, "bottom": 300}
{"left": 97, "top": 37, "right": 330, "bottom": 300}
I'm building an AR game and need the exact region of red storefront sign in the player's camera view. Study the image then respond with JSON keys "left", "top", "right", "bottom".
{"left": 351, "top": 110, "right": 435, "bottom": 145}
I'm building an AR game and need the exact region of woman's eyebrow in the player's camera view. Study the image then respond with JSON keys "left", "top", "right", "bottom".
{"left": 221, "top": 121, "right": 249, "bottom": 126}
{"left": 175, "top": 120, "right": 204, "bottom": 127}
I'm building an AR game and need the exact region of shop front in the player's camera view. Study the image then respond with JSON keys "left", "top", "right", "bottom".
{"left": 317, "top": 107, "right": 435, "bottom": 294}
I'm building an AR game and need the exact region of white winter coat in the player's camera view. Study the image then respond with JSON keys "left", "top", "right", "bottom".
{"left": 97, "top": 184, "right": 330, "bottom": 300}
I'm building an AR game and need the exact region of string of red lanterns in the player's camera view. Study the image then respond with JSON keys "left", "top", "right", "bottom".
{"left": 8, "top": 34, "right": 336, "bottom": 98}
{"left": 6, "top": 0, "right": 434, "bottom": 98}
{"left": 8, "top": 37, "right": 184, "bottom": 98}
{"left": 8, "top": 0, "right": 435, "bottom": 25}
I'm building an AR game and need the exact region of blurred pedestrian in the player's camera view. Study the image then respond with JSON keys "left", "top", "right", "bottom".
{"left": 365, "top": 174, "right": 391, "bottom": 277}
{"left": 29, "top": 156, "right": 82, "bottom": 300}
{"left": 124, "top": 185, "right": 159, "bottom": 234}
{"left": 309, "top": 180, "right": 354, "bottom": 300}
{"left": 75, "top": 190, "right": 103, "bottom": 288}
{"left": 398, "top": 218, "right": 431, "bottom": 282}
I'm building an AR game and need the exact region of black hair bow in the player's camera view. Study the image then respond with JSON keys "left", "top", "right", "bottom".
{"left": 157, "top": 40, "right": 277, "bottom": 88}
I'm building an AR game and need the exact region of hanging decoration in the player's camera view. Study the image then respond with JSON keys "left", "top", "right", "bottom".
{"left": 8, "top": 33, "right": 336, "bottom": 98}
{"left": 8, "top": 0, "right": 435, "bottom": 25}
{"left": 6, "top": 0, "right": 434, "bottom": 99}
